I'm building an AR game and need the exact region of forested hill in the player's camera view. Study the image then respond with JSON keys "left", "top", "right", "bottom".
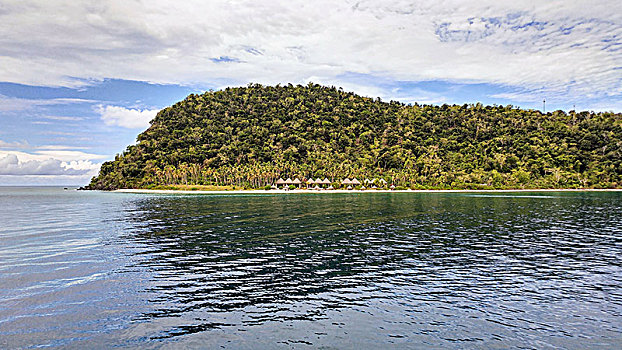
{"left": 86, "top": 83, "right": 622, "bottom": 190}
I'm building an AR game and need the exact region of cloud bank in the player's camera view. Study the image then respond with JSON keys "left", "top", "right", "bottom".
{"left": 0, "top": 140, "right": 29, "bottom": 149}
{"left": 0, "top": 146, "right": 104, "bottom": 184}
{"left": 0, "top": 94, "right": 94, "bottom": 112}
{"left": 0, "top": 154, "right": 96, "bottom": 175}
{"left": 98, "top": 105, "right": 159, "bottom": 128}
{"left": 0, "top": 0, "right": 619, "bottom": 105}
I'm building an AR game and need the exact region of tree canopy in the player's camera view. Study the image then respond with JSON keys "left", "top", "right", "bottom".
{"left": 85, "top": 83, "right": 622, "bottom": 190}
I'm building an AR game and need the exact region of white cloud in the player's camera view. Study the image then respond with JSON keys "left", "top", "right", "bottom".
{"left": 0, "top": 149, "right": 104, "bottom": 184}
{"left": 0, "top": 1, "right": 619, "bottom": 107}
{"left": 0, "top": 150, "right": 106, "bottom": 165}
{"left": 0, "top": 154, "right": 97, "bottom": 175}
{"left": 40, "top": 115, "right": 85, "bottom": 121}
{"left": 0, "top": 139, "right": 29, "bottom": 149}
{"left": 0, "top": 94, "right": 95, "bottom": 112}
{"left": 97, "top": 105, "right": 159, "bottom": 128}
{"left": 33, "top": 150, "right": 108, "bottom": 161}
{"left": 62, "top": 159, "right": 99, "bottom": 171}
{"left": 0, "top": 146, "right": 106, "bottom": 161}
{"left": 36, "top": 145, "right": 90, "bottom": 151}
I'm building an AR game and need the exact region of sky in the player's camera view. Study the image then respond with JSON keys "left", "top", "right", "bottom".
{"left": 0, "top": 0, "right": 621, "bottom": 185}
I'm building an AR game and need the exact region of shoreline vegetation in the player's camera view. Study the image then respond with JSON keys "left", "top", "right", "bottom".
{"left": 84, "top": 84, "right": 622, "bottom": 191}
{"left": 115, "top": 188, "right": 622, "bottom": 194}
{"left": 112, "top": 185, "right": 622, "bottom": 194}
{"left": 113, "top": 184, "right": 622, "bottom": 195}
{"left": 112, "top": 187, "right": 622, "bottom": 195}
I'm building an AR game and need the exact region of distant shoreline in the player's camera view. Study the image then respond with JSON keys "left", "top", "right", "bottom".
{"left": 114, "top": 188, "right": 622, "bottom": 195}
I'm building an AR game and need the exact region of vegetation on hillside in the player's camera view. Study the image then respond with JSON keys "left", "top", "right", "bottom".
{"left": 86, "top": 83, "right": 622, "bottom": 190}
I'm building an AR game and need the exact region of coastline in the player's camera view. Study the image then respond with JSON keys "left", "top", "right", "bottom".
{"left": 114, "top": 188, "right": 622, "bottom": 195}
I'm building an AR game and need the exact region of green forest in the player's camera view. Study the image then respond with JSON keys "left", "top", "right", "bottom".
{"left": 85, "top": 83, "right": 622, "bottom": 190}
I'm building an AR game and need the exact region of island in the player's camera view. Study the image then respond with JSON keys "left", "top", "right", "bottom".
{"left": 84, "top": 83, "right": 622, "bottom": 191}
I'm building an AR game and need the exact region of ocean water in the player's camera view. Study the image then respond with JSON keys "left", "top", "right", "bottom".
{"left": 0, "top": 187, "right": 621, "bottom": 349}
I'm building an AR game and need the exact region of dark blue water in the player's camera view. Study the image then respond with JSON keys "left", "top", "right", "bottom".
{"left": 1, "top": 187, "right": 621, "bottom": 349}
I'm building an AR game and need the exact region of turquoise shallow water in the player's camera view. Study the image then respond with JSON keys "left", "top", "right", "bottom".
{"left": 0, "top": 187, "right": 621, "bottom": 349}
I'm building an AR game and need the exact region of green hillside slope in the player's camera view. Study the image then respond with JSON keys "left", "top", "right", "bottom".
{"left": 86, "top": 83, "right": 622, "bottom": 190}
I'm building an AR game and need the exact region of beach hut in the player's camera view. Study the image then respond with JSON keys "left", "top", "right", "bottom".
{"left": 364, "top": 178, "right": 372, "bottom": 184}
{"left": 293, "top": 178, "right": 301, "bottom": 188}
{"left": 283, "top": 178, "right": 293, "bottom": 190}
{"left": 275, "top": 178, "right": 286, "bottom": 188}
{"left": 341, "top": 178, "right": 352, "bottom": 190}
{"left": 351, "top": 178, "right": 361, "bottom": 185}
{"left": 390, "top": 184, "right": 395, "bottom": 190}
{"left": 341, "top": 178, "right": 352, "bottom": 187}
{"left": 316, "top": 178, "right": 329, "bottom": 189}
{"left": 378, "top": 178, "right": 388, "bottom": 187}
{"left": 307, "top": 178, "right": 315, "bottom": 184}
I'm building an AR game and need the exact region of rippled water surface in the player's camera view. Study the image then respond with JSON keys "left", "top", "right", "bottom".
{"left": 1, "top": 187, "right": 621, "bottom": 349}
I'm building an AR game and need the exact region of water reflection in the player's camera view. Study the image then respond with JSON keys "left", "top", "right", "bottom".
{"left": 116, "top": 193, "right": 622, "bottom": 346}
{"left": 1, "top": 189, "right": 620, "bottom": 348}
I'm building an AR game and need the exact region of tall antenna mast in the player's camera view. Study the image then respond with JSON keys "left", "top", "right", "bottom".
{"left": 543, "top": 98, "right": 546, "bottom": 114}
